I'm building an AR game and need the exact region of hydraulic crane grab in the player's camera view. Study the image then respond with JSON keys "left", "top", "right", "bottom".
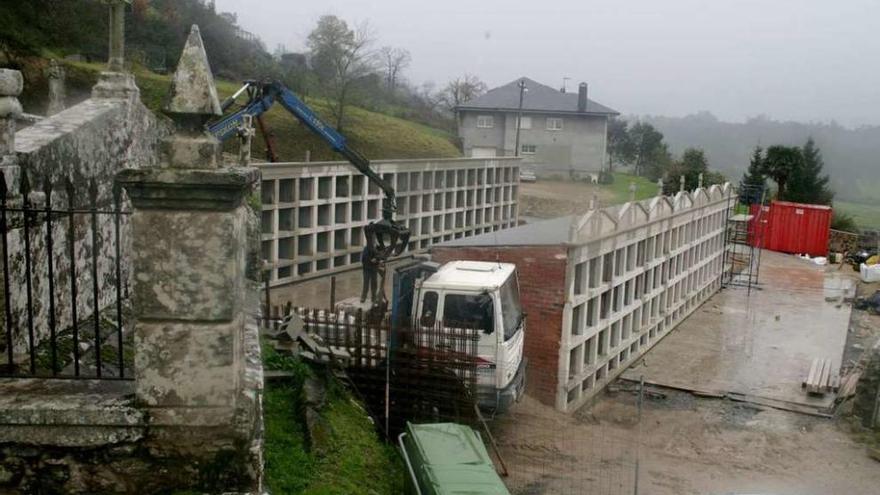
{"left": 208, "top": 81, "right": 410, "bottom": 308}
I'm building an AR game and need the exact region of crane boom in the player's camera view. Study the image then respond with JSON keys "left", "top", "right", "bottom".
{"left": 208, "top": 81, "right": 397, "bottom": 216}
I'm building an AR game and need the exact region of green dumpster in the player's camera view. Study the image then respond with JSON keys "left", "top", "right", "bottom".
{"left": 398, "top": 422, "right": 510, "bottom": 495}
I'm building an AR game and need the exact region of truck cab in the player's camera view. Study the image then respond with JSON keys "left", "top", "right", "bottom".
{"left": 396, "top": 260, "right": 526, "bottom": 413}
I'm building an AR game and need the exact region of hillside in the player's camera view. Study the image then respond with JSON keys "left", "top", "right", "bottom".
{"left": 18, "top": 58, "right": 461, "bottom": 162}
{"left": 638, "top": 113, "right": 880, "bottom": 206}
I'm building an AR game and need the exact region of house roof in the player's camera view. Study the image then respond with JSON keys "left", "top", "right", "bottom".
{"left": 432, "top": 215, "right": 574, "bottom": 248}
{"left": 456, "top": 77, "right": 619, "bottom": 116}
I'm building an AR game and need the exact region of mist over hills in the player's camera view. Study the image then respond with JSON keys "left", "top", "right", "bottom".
{"left": 635, "top": 112, "right": 880, "bottom": 205}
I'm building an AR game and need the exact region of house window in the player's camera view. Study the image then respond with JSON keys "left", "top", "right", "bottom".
{"left": 518, "top": 116, "right": 532, "bottom": 129}
{"left": 521, "top": 144, "right": 537, "bottom": 154}
{"left": 476, "top": 115, "right": 494, "bottom": 128}
{"left": 546, "top": 117, "right": 564, "bottom": 131}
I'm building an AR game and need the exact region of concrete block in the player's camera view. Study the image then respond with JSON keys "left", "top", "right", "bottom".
{"left": 0, "top": 69, "right": 23, "bottom": 97}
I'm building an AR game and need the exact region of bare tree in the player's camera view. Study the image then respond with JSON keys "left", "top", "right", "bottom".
{"left": 379, "top": 46, "right": 411, "bottom": 94}
{"left": 441, "top": 74, "right": 487, "bottom": 109}
{"left": 307, "top": 15, "right": 377, "bottom": 130}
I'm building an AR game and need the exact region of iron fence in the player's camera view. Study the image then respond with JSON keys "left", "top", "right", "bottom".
{"left": 0, "top": 173, "right": 131, "bottom": 380}
{"left": 286, "top": 306, "right": 481, "bottom": 440}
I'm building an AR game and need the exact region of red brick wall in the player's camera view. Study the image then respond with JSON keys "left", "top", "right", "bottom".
{"left": 431, "top": 245, "right": 567, "bottom": 407}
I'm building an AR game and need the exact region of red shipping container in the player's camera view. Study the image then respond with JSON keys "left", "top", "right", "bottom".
{"left": 752, "top": 201, "right": 832, "bottom": 257}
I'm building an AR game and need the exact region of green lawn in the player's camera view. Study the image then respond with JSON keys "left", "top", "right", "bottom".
{"left": 261, "top": 343, "right": 404, "bottom": 494}
{"left": 834, "top": 201, "right": 880, "bottom": 230}
{"left": 31, "top": 59, "right": 461, "bottom": 163}
{"left": 606, "top": 172, "right": 661, "bottom": 204}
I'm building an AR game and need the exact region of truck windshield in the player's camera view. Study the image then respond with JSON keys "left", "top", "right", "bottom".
{"left": 443, "top": 293, "right": 494, "bottom": 334}
{"left": 500, "top": 276, "right": 523, "bottom": 341}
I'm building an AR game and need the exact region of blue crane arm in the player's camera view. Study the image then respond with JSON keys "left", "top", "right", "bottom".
{"left": 207, "top": 90, "right": 276, "bottom": 142}
{"left": 207, "top": 82, "right": 397, "bottom": 215}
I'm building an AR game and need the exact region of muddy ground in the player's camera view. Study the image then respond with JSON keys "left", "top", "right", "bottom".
{"left": 518, "top": 181, "right": 618, "bottom": 219}
{"left": 493, "top": 386, "right": 880, "bottom": 495}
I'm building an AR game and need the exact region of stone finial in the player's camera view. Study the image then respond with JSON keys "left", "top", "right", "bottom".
{"left": 238, "top": 114, "right": 255, "bottom": 166}
{"left": 679, "top": 175, "right": 685, "bottom": 193}
{"left": 165, "top": 25, "right": 222, "bottom": 119}
{"left": 46, "top": 60, "right": 67, "bottom": 116}
{"left": 698, "top": 173, "right": 704, "bottom": 189}
{"left": 656, "top": 179, "right": 663, "bottom": 196}
{"left": 0, "top": 69, "right": 23, "bottom": 156}
{"left": 159, "top": 25, "right": 223, "bottom": 169}
{"left": 103, "top": 0, "right": 132, "bottom": 72}
{"left": 629, "top": 181, "right": 636, "bottom": 201}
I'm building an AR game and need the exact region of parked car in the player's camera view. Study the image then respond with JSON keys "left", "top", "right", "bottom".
{"left": 518, "top": 169, "right": 536, "bottom": 183}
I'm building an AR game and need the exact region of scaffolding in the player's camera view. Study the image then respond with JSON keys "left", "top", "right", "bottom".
{"left": 722, "top": 184, "right": 767, "bottom": 294}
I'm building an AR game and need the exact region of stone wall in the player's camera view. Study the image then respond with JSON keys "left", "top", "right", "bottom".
{"left": 855, "top": 342, "right": 880, "bottom": 429}
{"left": 1, "top": 89, "right": 169, "bottom": 363}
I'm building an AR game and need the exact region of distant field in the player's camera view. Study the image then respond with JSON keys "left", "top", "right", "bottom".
{"left": 834, "top": 201, "right": 880, "bottom": 230}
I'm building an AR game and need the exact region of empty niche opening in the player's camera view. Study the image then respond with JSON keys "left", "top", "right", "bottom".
{"left": 298, "top": 235, "right": 313, "bottom": 256}
{"left": 318, "top": 177, "right": 332, "bottom": 199}
{"left": 261, "top": 181, "right": 275, "bottom": 204}
{"left": 318, "top": 204, "right": 331, "bottom": 226}
{"left": 335, "top": 176, "right": 349, "bottom": 198}
{"left": 298, "top": 206, "right": 313, "bottom": 228}
{"left": 299, "top": 178, "right": 314, "bottom": 201}
{"left": 279, "top": 179, "right": 294, "bottom": 202}
{"left": 317, "top": 232, "right": 330, "bottom": 253}
{"left": 335, "top": 203, "right": 348, "bottom": 224}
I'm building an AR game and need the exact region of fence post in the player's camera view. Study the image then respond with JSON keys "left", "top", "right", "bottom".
{"left": 116, "top": 25, "right": 260, "bottom": 491}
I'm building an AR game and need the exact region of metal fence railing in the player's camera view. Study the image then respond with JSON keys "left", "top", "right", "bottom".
{"left": 0, "top": 173, "right": 131, "bottom": 380}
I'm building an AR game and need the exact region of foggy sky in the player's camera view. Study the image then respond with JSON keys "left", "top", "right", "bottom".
{"left": 214, "top": 0, "right": 880, "bottom": 127}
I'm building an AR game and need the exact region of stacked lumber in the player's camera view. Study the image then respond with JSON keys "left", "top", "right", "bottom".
{"left": 802, "top": 358, "right": 839, "bottom": 395}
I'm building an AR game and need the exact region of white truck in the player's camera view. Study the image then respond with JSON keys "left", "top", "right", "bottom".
{"left": 391, "top": 259, "right": 527, "bottom": 413}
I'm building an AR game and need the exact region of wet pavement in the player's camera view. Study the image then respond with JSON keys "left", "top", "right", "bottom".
{"left": 622, "top": 250, "right": 856, "bottom": 411}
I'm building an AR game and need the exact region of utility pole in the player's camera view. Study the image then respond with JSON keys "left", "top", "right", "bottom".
{"left": 514, "top": 79, "right": 526, "bottom": 157}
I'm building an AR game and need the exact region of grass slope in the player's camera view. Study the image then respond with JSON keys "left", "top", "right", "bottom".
{"left": 22, "top": 59, "right": 461, "bottom": 163}
{"left": 608, "top": 172, "right": 661, "bottom": 203}
{"left": 834, "top": 201, "right": 880, "bottom": 231}
{"left": 262, "top": 344, "right": 404, "bottom": 495}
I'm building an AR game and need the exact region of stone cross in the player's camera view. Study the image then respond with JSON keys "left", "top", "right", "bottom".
{"left": 656, "top": 179, "right": 664, "bottom": 196}
{"left": 238, "top": 114, "right": 255, "bottom": 166}
{"left": 698, "top": 173, "right": 704, "bottom": 189}
{"left": 679, "top": 175, "right": 685, "bottom": 193}
{"left": 0, "top": 69, "right": 23, "bottom": 156}
{"left": 46, "top": 60, "right": 66, "bottom": 115}
{"left": 629, "top": 181, "right": 637, "bottom": 202}
{"left": 103, "top": 0, "right": 132, "bottom": 72}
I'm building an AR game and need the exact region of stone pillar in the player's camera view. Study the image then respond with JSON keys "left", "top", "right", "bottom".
{"left": 629, "top": 181, "right": 636, "bottom": 202}
{"left": 656, "top": 179, "right": 663, "bottom": 197}
{"left": 116, "top": 25, "right": 260, "bottom": 491}
{"left": 679, "top": 175, "right": 685, "bottom": 193}
{"left": 0, "top": 69, "right": 22, "bottom": 187}
{"left": 46, "top": 60, "right": 66, "bottom": 116}
{"left": 238, "top": 114, "right": 255, "bottom": 166}
{"left": 698, "top": 173, "right": 704, "bottom": 189}
{"left": 93, "top": 0, "right": 139, "bottom": 101}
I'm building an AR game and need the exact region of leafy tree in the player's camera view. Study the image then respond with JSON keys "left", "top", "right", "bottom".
{"left": 663, "top": 147, "right": 709, "bottom": 194}
{"left": 786, "top": 137, "right": 833, "bottom": 205}
{"left": 307, "top": 15, "right": 377, "bottom": 130}
{"left": 606, "top": 118, "right": 635, "bottom": 172}
{"left": 739, "top": 146, "right": 766, "bottom": 205}
{"left": 761, "top": 145, "right": 803, "bottom": 199}
{"left": 629, "top": 122, "right": 669, "bottom": 178}
{"left": 440, "top": 74, "right": 486, "bottom": 109}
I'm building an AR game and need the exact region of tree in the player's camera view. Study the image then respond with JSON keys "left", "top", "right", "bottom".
{"left": 379, "top": 46, "right": 410, "bottom": 94}
{"left": 786, "top": 138, "right": 833, "bottom": 205}
{"left": 606, "top": 118, "right": 635, "bottom": 172}
{"left": 761, "top": 145, "right": 803, "bottom": 199}
{"left": 440, "top": 74, "right": 487, "bottom": 109}
{"left": 663, "top": 148, "right": 709, "bottom": 194}
{"left": 629, "top": 122, "right": 669, "bottom": 179}
{"left": 307, "top": 15, "right": 377, "bottom": 130}
{"left": 739, "top": 146, "right": 766, "bottom": 205}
